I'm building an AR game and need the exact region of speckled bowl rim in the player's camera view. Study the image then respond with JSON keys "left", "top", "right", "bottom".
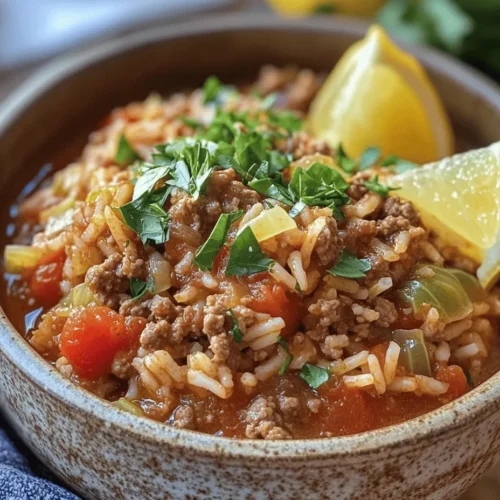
{"left": 1, "top": 14, "right": 500, "bottom": 460}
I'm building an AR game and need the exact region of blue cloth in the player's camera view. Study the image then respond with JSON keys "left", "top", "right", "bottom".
{"left": 0, "top": 417, "right": 78, "bottom": 499}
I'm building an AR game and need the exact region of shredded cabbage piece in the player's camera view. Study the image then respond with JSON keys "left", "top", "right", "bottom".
{"left": 392, "top": 329, "right": 431, "bottom": 377}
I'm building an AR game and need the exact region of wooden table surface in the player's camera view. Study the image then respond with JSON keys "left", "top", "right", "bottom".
{"left": 0, "top": 2, "right": 498, "bottom": 498}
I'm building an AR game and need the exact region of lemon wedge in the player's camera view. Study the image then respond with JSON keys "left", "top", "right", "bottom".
{"left": 391, "top": 142, "right": 500, "bottom": 289}
{"left": 267, "top": 0, "right": 385, "bottom": 17}
{"left": 308, "top": 25, "right": 453, "bottom": 164}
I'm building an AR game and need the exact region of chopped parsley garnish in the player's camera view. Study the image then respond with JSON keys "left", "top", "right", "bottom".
{"left": 226, "top": 226, "right": 275, "bottom": 276}
{"left": 267, "top": 110, "right": 303, "bottom": 133}
{"left": 194, "top": 210, "right": 243, "bottom": 271}
{"left": 203, "top": 76, "right": 224, "bottom": 104}
{"left": 118, "top": 191, "right": 170, "bottom": 245}
{"left": 277, "top": 336, "right": 288, "bottom": 350}
{"left": 359, "top": 146, "right": 381, "bottom": 171}
{"left": 363, "top": 175, "right": 400, "bottom": 198}
{"left": 277, "top": 336, "right": 294, "bottom": 375}
{"left": 115, "top": 134, "right": 140, "bottom": 166}
{"left": 299, "top": 363, "right": 330, "bottom": 389}
{"left": 289, "top": 162, "right": 350, "bottom": 219}
{"left": 133, "top": 165, "right": 171, "bottom": 200}
{"left": 279, "top": 354, "right": 294, "bottom": 375}
{"left": 227, "top": 309, "right": 243, "bottom": 343}
{"left": 336, "top": 143, "right": 358, "bottom": 173}
{"left": 179, "top": 116, "right": 204, "bottom": 130}
{"left": 329, "top": 249, "right": 371, "bottom": 279}
{"left": 130, "top": 277, "right": 154, "bottom": 300}
{"left": 380, "top": 154, "right": 418, "bottom": 173}
{"left": 261, "top": 92, "right": 278, "bottom": 110}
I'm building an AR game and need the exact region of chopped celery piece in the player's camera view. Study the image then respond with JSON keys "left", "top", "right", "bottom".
{"left": 113, "top": 398, "right": 144, "bottom": 416}
{"left": 398, "top": 265, "right": 472, "bottom": 323}
{"left": 244, "top": 206, "right": 296, "bottom": 242}
{"left": 447, "top": 268, "right": 487, "bottom": 303}
{"left": 393, "top": 329, "right": 431, "bottom": 377}
{"left": 4, "top": 245, "right": 45, "bottom": 274}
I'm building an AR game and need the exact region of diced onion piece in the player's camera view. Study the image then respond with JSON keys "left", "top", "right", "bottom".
{"left": 69, "top": 283, "right": 96, "bottom": 307}
{"left": 39, "top": 197, "right": 75, "bottom": 224}
{"left": 245, "top": 206, "right": 296, "bottom": 242}
{"left": 398, "top": 265, "right": 472, "bottom": 324}
{"left": 4, "top": 245, "right": 46, "bottom": 274}
{"left": 392, "top": 329, "right": 431, "bottom": 377}
{"left": 148, "top": 251, "right": 172, "bottom": 293}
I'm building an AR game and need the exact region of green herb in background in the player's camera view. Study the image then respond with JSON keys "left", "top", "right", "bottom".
{"left": 378, "top": 0, "right": 500, "bottom": 79}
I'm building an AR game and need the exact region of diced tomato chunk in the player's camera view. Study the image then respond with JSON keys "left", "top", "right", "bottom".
{"left": 316, "top": 383, "right": 376, "bottom": 435}
{"left": 60, "top": 306, "right": 130, "bottom": 379}
{"left": 436, "top": 365, "right": 469, "bottom": 401}
{"left": 250, "top": 282, "right": 302, "bottom": 337}
{"left": 29, "top": 251, "right": 65, "bottom": 307}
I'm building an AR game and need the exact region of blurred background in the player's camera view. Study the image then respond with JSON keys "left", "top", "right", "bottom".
{"left": 0, "top": 1, "right": 499, "bottom": 499}
{"left": 1, "top": 0, "right": 500, "bottom": 101}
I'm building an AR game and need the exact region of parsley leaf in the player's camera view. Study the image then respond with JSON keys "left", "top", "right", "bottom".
{"left": 248, "top": 177, "right": 294, "bottom": 206}
{"left": 118, "top": 192, "right": 170, "bottom": 245}
{"left": 289, "top": 162, "right": 350, "bottom": 219}
{"left": 359, "top": 146, "right": 382, "bottom": 171}
{"left": 363, "top": 175, "right": 401, "bottom": 198}
{"left": 227, "top": 309, "right": 243, "bottom": 343}
{"left": 261, "top": 92, "right": 278, "bottom": 110}
{"left": 179, "top": 116, "right": 204, "bottom": 130}
{"left": 279, "top": 354, "right": 294, "bottom": 375}
{"left": 133, "top": 165, "right": 171, "bottom": 200}
{"left": 130, "top": 277, "right": 154, "bottom": 300}
{"left": 267, "top": 110, "right": 303, "bottom": 133}
{"left": 226, "top": 226, "right": 275, "bottom": 276}
{"left": 163, "top": 140, "right": 217, "bottom": 200}
{"left": 380, "top": 155, "right": 418, "bottom": 173}
{"left": 194, "top": 210, "right": 243, "bottom": 271}
{"left": 299, "top": 363, "right": 330, "bottom": 389}
{"left": 115, "top": 134, "right": 140, "bottom": 166}
{"left": 336, "top": 143, "right": 358, "bottom": 173}
{"left": 329, "top": 249, "right": 371, "bottom": 279}
{"left": 277, "top": 336, "right": 294, "bottom": 375}
{"left": 203, "top": 76, "right": 224, "bottom": 104}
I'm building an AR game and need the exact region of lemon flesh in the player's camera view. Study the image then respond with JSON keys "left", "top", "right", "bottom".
{"left": 308, "top": 25, "right": 453, "bottom": 164}
{"left": 392, "top": 142, "right": 500, "bottom": 289}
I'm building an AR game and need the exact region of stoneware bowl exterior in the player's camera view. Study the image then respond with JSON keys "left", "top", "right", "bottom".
{"left": 1, "top": 15, "right": 500, "bottom": 500}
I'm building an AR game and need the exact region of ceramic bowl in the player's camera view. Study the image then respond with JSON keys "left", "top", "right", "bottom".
{"left": 1, "top": 15, "right": 500, "bottom": 500}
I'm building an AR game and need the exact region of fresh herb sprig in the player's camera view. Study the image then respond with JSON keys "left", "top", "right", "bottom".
{"left": 194, "top": 210, "right": 243, "bottom": 271}
{"left": 227, "top": 309, "right": 243, "bottom": 343}
{"left": 329, "top": 250, "right": 372, "bottom": 279}
{"left": 299, "top": 363, "right": 330, "bottom": 389}
{"left": 363, "top": 175, "right": 401, "bottom": 198}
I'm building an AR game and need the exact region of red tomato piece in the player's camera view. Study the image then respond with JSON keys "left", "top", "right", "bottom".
{"left": 30, "top": 251, "right": 65, "bottom": 308}
{"left": 436, "top": 365, "right": 469, "bottom": 401}
{"left": 250, "top": 283, "right": 302, "bottom": 337}
{"left": 60, "top": 306, "right": 128, "bottom": 379}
